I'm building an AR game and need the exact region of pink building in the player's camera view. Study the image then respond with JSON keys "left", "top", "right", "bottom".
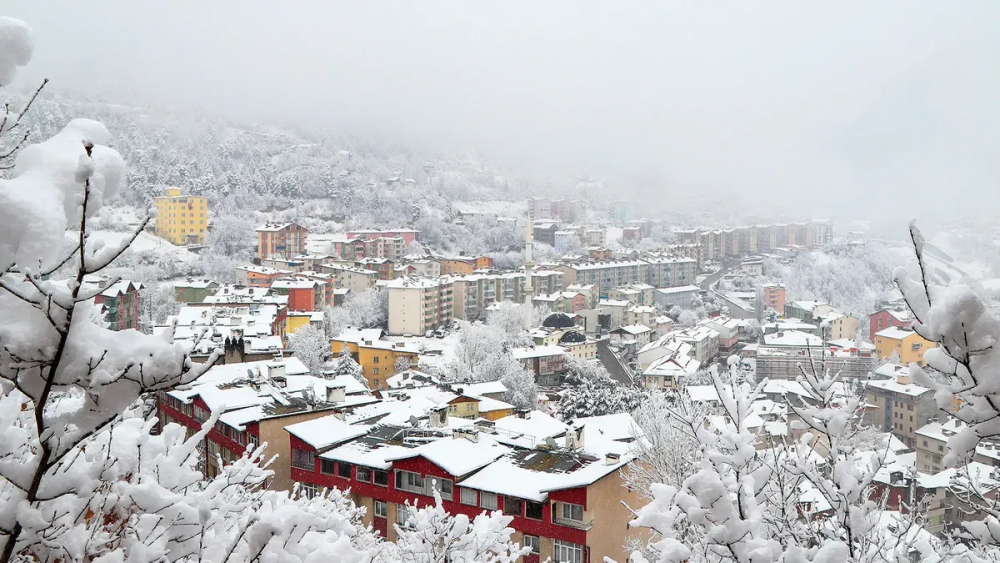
{"left": 869, "top": 308, "right": 912, "bottom": 343}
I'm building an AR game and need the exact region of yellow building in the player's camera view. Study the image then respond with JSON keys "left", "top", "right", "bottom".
{"left": 874, "top": 326, "right": 937, "bottom": 366}
{"left": 154, "top": 188, "right": 208, "bottom": 245}
{"left": 285, "top": 311, "right": 324, "bottom": 335}
{"left": 331, "top": 336, "right": 420, "bottom": 390}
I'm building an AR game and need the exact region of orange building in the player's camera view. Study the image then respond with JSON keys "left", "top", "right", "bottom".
{"left": 236, "top": 266, "right": 291, "bottom": 288}
{"left": 256, "top": 222, "right": 308, "bottom": 261}
{"left": 762, "top": 283, "right": 786, "bottom": 316}
{"left": 331, "top": 329, "right": 421, "bottom": 389}
{"left": 440, "top": 256, "right": 495, "bottom": 275}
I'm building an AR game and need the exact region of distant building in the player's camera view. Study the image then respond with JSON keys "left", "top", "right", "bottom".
{"left": 346, "top": 229, "right": 420, "bottom": 245}
{"left": 256, "top": 222, "right": 308, "bottom": 261}
{"left": 87, "top": 278, "right": 144, "bottom": 331}
{"left": 874, "top": 326, "right": 936, "bottom": 366}
{"left": 512, "top": 345, "right": 567, "bottom": 386}
{"left": 652, "top": 285, "right": 701, "bottom": 311}
{"left": 869, "top": 307, "right": 913, "bottom": 343}
{"left": 865, "top": 364, "right": 935, "bottom": 450}
{"left": 173, "top": 278, "right": 220, "bottom": 303}
{"left": 154, "top": 187, "right": 208, "bottom": 245}
{"left": 330, "top": 328, "right": 420, "bottom": 389}
{"left": 761, "top": 283, "right": 786, "bottom": 316}
{"left": 386, "top": 278, "right": 454, "bottom": 336}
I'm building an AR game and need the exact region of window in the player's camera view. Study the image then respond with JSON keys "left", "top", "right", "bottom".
{"left": 297, "top": 482, "right": 319, "bottom": 500}
{"left": 460, "top": 488, "right": 478, "bottom": 506}
{"left": 373, "top": 356, "right": 379, "bottom": 364}
{"left": 554, "top": 540, "right": 583, "bottom": 563}
{"left": 503, "top": 496, "right": 522, "bottom": 516}
{"left": 374, "top": 470, "right": 389, "bottom": 486}
{"left": 938, "top": 445, "right": 944, "bottom": 452}
{"left": 357, "top": 467, "right": 372, "bottom": 483}
{"left": 525, "top": 501, "right": 544, "bottom": 520}
{"left": 433, "top": 478, "right": 454, "bottom": 500}
{"left": 480, "top": 492, "right": 498, "bottom": 510}
{"left": 373, "top": 368, "right": 379, "bottom": 375}
{"left": 524, "top": 535, "right": 540, "bottom": 555}
{"left": 320, "top": 459, "right": 336, "bottom": 474}
{"left": 193, "top": 405, "right": 208, "bottom": 422}
{"left": 397, "top": 504, "right": 410, "bottom": 526}
{"left": 291, "top": 449, "right": 315, "bottom": 470}
{"left": 561, "top": 502, "right": 584, "bottom": 522}
{"left": 923, "top": 440, "right": 928, "bottom": 447}
{"left": 396, "top": 470, "right": 425, "bottom": 493}
{"left": 374, "top": 500, "right": 387, "bottom": 518}
{"left": 338, "top": 462, "right": 353, "bottom": 479}
{"left": 908, "top": 404, "right": 913, "bottom": 411}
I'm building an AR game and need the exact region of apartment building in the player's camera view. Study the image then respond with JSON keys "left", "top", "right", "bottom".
{"left": 865, "top": 365, "right": 935, "bottom": 450}
{"left": 330, "top": 329, "right": 421, "bottom": 389}
{"left": 874, "top": 326, "right": 937, "bottom": 366}
{"left": 87, "top": 278, "right": 144, "bottom": 331}
{"left": 512, "top": 346, "right": 568, "bottom": 386}
{"left": 870, "top": 307, "right": 913, "bottom": 343}
{"left": 153, "top": 187, "right": 208, "bottom": 245}
{"left": 289, "top": 415, "right": 644, "bottom": 563}
{"left": 319, "top": 264, "right": 379, "bottom": 293}
{"left": 761, "top": 283, "right": 786, "bottom": 315}
{"left": 555, "top": 260, "right": 646, "bottom": 298}
{"left": 256, "top": 222, "right": 308, "bottom": 261}
{"left": 386, "top": 277, "right": 454, "bottom": 336}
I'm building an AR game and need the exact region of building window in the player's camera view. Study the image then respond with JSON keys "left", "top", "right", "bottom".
{"left": 938, "top": 445, "right": 944, "bottom": 452}
{"left": 460, "top": 488, "right": 478, "bottom": 506}
{"left": 374, "top": 470, "right": 389, "bottom": 486}
{"left": 297, "top": 482, "right": 319, "bottom": 499}
{"left": 397, "top": 504, "right": 410, "bottom": 527}
{"left": 923, "top": 440, "right": 928, "bottom": 447}
{"left": 524, "top": 535, "right": 540, "bottom": 555}
{"left": 524, "top": 501, "right": 544, "bottom": 520}
{"left": 338, "top": 462, "right": 353, "bottom": 479}
{"left": 480, "top": 492, "right": 498, "bottom": 510}
{"left": 374, "top": 500, "right": 387, "bottom": 518}
{"left": 373, "top": 356, "right": 379, "bottom": 364}
{"left": 560, "top": 502, "right": 584, "bottom": 522}
{"left": 320, "top": 459, "right": 336, "bottom": 474}
{"left": 291, "top": 449, "right": 315, "bottom": 470}
{"left": 357, "top": 467, "right": 372, "bottom": 483}
{"left": 503, "top": 496, "right": 522, "bottom": 516}
{"left": 554, "top": 540, "right": 583, "bottom": 563}
{"left": 396, "top": 470, "right": 425, "bottom": 494}
{"left": 434, "top": 478, "right": 454, "bottom": 500}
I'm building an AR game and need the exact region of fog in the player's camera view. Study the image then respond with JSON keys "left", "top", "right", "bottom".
{"left": 7, "top": 1, "right": 1000, "bottom": 224}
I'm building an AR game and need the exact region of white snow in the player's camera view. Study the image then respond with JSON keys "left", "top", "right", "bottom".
{"left": 285, "top": 416, "right": 372, "bottom": 449}
{"left": 0, "top": 17, "right": 34, "bottom": 86}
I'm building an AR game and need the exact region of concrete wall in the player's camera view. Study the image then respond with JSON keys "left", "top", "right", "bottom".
{"left": 586, "top": 469, "right": 649, "bottom": 563}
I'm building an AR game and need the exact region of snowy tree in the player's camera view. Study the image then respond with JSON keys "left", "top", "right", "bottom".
{"left": 623, "top": 390, "right": 707, "bottom": 496}
{"left": 484, "top": 301, "right": 532, "bottom": 345}
{"left": 557, "top": 378, "right": 647, "bottom": 421}
{"left": 326, "top": 288, "right": 389, "bottom": 336}
{"left": 394, "top": 489, "right": 529, "bottom": 563}
{"left": 327, "top": 345, "right": 367, "bottom": 387}
{"left": 287, "top": 324, "right": 331, "bottom": 373}
{"left": 445, "top": 321, "right": 538, "bottom": 409}
{"left": 0, "top": 26, "right": 377, "bottom": 561}
{"left": 562, "top": 355, "right": 612, "bottom": 386}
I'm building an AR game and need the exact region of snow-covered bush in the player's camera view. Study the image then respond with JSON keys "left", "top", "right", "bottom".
{"left": 287, "top": 323, "right": 331, "bottom": 373}
{"left": 557, "top": 378, "right": 647, "bottom": 421}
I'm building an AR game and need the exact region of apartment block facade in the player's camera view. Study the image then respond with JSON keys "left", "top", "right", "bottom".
{"left": 154, "top": 187, "right": 208, "bottom": 245}
{"left": 386, "top": 278, "right": 455, "bottom": 336}
{"left": 256, "top": 222, "right": 308, "bottom": 261}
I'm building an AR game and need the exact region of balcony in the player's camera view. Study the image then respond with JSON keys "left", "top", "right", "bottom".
{"left": 552, "top": 516, "right": 594, "bottom": 531}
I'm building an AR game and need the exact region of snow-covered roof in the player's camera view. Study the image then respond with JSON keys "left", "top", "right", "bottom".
{"left": 173, "top": 278, "right": 218, "bottom": 289}
{"left": 654, "top": 285, "right": 701, "bottom": 295}
{"left": 575, "top": 413, "right": 642, "bottom": 443}
{"left": 644, "top": 354, "right": 700, "bottom": 377}
{"left": 384, "top": 277, "right": 446, "bottom": 289}
{"left": 385, "top": 435, "right": 510, "bottom": 477}
{"left": 491, "top": 411, "right": 568, "bottom": 448}
{"left": 915, "top": 419, "right": 964, "bottom": 443}
{"left": 285, "top": 416, "right": 372, "bottom": 450}
{"left": 762, "top": 330, "right": 824, "bottom": 347}
{"left": 454, "top": 381, "right": 507, "bottom": 397}
{"left": 875, "top": 326, "right": 920, "bottom": 340}
{"left": 866, "top": 377, "right": 930, "bottom": 397}
{"left": 613, "top": 324, "right": 651, "bottom": 335}
{"left": 512, "top": 346, "right": 567, "bottom": 360}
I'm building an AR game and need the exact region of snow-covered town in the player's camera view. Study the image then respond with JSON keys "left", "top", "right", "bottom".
{"left": 4, "top": 5, "right": 1000, "bottom": 563}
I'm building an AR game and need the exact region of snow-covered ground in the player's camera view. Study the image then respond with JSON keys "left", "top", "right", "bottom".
{"left": 85, "top": 231, "right": 202, "bottom": 263}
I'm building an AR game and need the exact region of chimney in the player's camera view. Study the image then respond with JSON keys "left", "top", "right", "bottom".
{"left": 429, "top": 405, "right": 448, "bottom": 428}
{"left": 565, "top": 423, "right": 585, "bottom": 450}
{"left": 605, "top": 452, "right": 621, "bottom": 466}
{"left": 326, "top": 385, "right": 346, "bottom": 403}
{"left": 896, "top": 373, "right": 912, "bottom": 386}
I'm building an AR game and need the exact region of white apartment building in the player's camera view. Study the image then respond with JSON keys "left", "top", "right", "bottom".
{"left": 386, "top": 277, "right": 454, "bottom": 336}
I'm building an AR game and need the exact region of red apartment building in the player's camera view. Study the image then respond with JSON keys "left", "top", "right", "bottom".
{"left": 287, "top": 419, "right": 644, "bottom": 563}
{"left": 347, "top": 229, "right": 421, "bottom": 246}
{"left": 869, "top": 307, "right": 913, "bottom": 343}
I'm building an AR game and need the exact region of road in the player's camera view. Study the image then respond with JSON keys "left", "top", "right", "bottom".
{"left": 699, "top": 260, "right": 738, "bottom": 290}
{"left": 596, "top": 338, "right": 635, "bottom": 386}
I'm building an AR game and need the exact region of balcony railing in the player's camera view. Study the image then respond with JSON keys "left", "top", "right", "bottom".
{"left": 552, "top": 516, "right": 593, "bottom": 531}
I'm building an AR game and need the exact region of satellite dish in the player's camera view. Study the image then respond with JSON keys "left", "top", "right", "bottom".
{"left": 409, "top": 415, "right": 420, "bottom": 427}
{"left": 247, "top": 369, "right": 255, "bottom": 378}
{"left": 545, "top": 437, "right": 558, "bottom": 448}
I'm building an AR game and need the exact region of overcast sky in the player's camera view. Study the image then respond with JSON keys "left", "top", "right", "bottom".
{"left": 7, "top": 2, "right": 1000, "bottom": 224}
